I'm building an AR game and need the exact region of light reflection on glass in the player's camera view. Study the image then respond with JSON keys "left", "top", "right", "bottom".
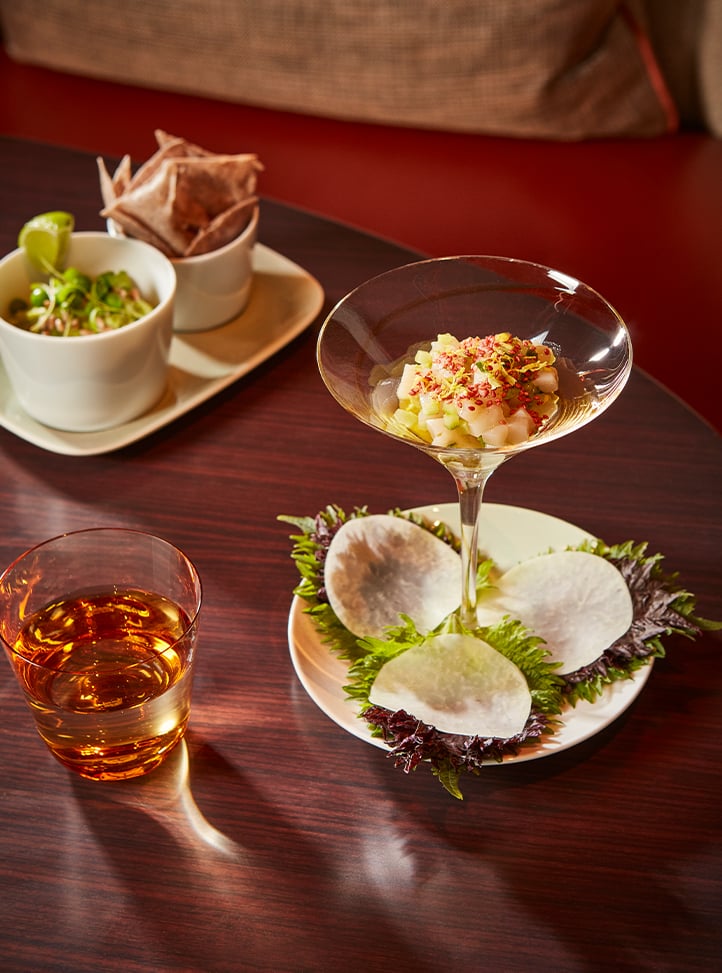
{"left": 548, "top": 269, "right": 579, "bottom": 293}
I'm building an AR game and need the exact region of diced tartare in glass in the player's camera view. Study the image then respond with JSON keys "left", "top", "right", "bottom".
{"left": 383, "top": 332, "right": 559, "bottom": 448}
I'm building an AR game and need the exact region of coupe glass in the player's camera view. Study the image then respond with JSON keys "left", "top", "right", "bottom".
{"left": 317, "top": 256, "right": 632, "bottom": 628}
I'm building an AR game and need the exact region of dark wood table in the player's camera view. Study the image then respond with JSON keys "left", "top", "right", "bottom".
{"left": 0, "top": 138, "right": 720, "bottom": 973}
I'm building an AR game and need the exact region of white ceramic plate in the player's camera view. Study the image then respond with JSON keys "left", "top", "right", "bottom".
{"left": 0, "top": 244, "right": 324, "bottom": 456}
{"left": 288, "top": 502, "right": 653, "bottom": 764}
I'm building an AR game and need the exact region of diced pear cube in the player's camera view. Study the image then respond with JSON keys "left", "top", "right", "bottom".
{"left": 467, "top": 402, "right": 505, "bottom": 437}
{"left": 458, "top": 400, "right": 477, "bottom": 423}
{"left": 430, "top": 427, "right": 460, "bottom": 447}
{"left": 424, "top": 416, "right": 448, "bottom": 439}
{"left": 470, "top": 366, "right": 491, "bottom": 388}
{"left": 371, "top": 376, "right": 400, "bottom": 417}
{"left": 431, "top": 333, "right": 459, "bottom": 352}
{"left": 482, "top": 422, "right": 509, "bottom": 447}
{"left": 419, "top": 393, "right": 442, "bottom": 417}
{"left": 396, "top": 363, "right": 421, "bottom": 399}
{"left": 432, "top": 427, "right": 481, "bottom": 448}
{"left": 505, "top": 407, "right": 536, "bottom": 445}
{"left": 533, "top": 367, "right": 559, "bottom": 393}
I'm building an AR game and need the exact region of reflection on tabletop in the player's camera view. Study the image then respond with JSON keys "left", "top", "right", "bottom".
{"left": 71, "top": 740, "right": 241, "bottom": 859}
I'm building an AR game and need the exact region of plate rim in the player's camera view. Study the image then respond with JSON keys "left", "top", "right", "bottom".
{"left": 0, "top": 243, "right": 324, "bottom": 456}
{"left": 287, "top": 502, "right": 653, "bottom": 766}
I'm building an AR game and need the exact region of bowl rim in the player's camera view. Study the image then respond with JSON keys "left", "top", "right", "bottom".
{"left": 106, "top": 204, "right": 259, "bottom": 265}
{"left": 0, "top": 230, "right": 176, "bottom": 344}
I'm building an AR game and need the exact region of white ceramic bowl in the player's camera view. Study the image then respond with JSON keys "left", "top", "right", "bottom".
{"left": 108, "top": 206, "right": 258, "bottom": 332}
{"left": 0, "top": 232, "right": 176, "bottom": 432}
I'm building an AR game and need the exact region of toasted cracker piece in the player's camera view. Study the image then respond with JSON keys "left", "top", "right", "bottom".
{"left": 124, "top": 140, "right": 195, "bottom": 194}
{"left": 97, "top": 157, "right": 117, "bottom": 208}
{"left": 171, "top": 155, "right": 262, "bottom": 216}
{"left": 102, "top": 162, "right": 189, "bottom": 256}
{"left": 112, "top": 154, "right": 133, "bottom": 194}
{"left": 154, "top": 129, "right": 214, "bottom": 157}
{"left": 185, "top": 197, "right": 257, "bottom": 256}
{"left": 102, "top": 205, "right": 181, "bottom": 258}
{"left": 98, "top": 133, "right": 263, "bottom": 256}
{"left": 97, "top": 154, "right": 132, "bottom": 206}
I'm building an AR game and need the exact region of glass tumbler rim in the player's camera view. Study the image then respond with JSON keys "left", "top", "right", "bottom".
{"left": 0, "top": 526, "right": 203, "bottom": 670}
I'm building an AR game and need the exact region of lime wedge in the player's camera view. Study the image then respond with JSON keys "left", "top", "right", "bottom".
{"left": 18, "top": 211, "right": 74, "bottom": 274}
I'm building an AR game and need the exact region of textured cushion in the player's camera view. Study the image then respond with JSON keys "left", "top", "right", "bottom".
{"left": 0, "top": 0, "right": 686, "bottom": 138}
{"left": 643, "top": 0, "right": 721, "bottom": 134}
{"left": 699, "top": 1, "right": 722, "bottom": 136}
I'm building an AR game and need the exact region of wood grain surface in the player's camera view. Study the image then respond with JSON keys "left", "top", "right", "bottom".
{"left": 0, "top": 138, "right": 720, "bottom": 973}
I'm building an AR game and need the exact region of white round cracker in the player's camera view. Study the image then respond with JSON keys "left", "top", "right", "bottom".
{"left": 324, "top": 514, "right": 461, "bottom": 637}
{"left": 369, "top": 633, "right": 532, "bottom": 737}
{"left": 475, "top": 550, "right": 633, "bottom": 674}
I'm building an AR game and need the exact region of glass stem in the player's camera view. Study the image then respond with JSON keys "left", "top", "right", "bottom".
{"left": 454, "top": 470, "right": 492, "bottom": 629}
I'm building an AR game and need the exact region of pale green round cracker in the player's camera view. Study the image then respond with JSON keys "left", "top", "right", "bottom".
{"left": 324, "top": 514, "right": 460, "bottom": 638}
{"left": 369, "top": 632, "right": 532, "bottom": 737}
{"left": 476, "top": 550, "right": 633, "bottom": 674}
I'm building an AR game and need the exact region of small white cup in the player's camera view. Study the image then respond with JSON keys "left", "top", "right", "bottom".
{"left": 0, "top": 232, "right": 176, "bottom": 432}
{"left": 108, "top": 206, "right": 258, "bottom": 332}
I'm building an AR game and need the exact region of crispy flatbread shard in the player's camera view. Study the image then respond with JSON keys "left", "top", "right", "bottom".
{"left": 112, "top": 155, "right": 133, "bottom": 195}
{"left": 369, "top": 633, "right": 532, "bottom": 738}
{"left": 154, "top": 129, "right": 213, "bottom": 159}
{"left": 123, "top": 136, "right": 209, "bottom": 193}
{"left": 105, "top": 206, "right": 180, "bottom": 257}
{"left": 475, "top": 550, "right": 634, "bottom": 674}
{"left": 324, "top": 514, "right": 461, "bottom": 638}
{"left": 97, "top": 133, "right": 263, "bottom": 257}
{"left": 97, "top": 157, "right": 116, "bottom": 208}
{"left": 97, "top": 154, "right": 133, "bottom": 207}
{"left": 185, "top": 196, "right": 258, "bottom": 256}
{"left": 171, "top": 156, "right": 261, "bottom": 213}
{"left": 102, "top": 162, "right": 189, "bottom": 256}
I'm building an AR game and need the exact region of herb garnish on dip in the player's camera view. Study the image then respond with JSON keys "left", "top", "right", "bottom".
{"left": 7, "top": 212, "right": 156, "bottom": 336}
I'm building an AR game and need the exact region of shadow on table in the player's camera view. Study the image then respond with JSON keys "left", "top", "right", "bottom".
{"left": 362, "top": 707, "right": 717, "bottom": 971}
{"left": 286, "top": 668, "right": 721, "bottom": 972}
{"left": 70, "top": 733, "right": 438, "bottom": 971}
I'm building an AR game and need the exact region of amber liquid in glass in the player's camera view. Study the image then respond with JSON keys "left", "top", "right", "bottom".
{"left": 13, "top": 587, "right": 194, "bottom": 780}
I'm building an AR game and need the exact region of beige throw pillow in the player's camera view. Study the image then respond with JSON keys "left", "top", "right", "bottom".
{"left": 0, "top": 0, "right": 695, "bottom": 138}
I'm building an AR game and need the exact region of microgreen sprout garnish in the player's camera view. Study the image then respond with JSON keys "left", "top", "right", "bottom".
{"left": 9, "top": 267, "right": 154, "bottom": 337}
{"left": 8, "top": 211, "right": 155, "bottom": 336}
{"left": 280, "top": 505, "right": 718, "bottom": 799}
